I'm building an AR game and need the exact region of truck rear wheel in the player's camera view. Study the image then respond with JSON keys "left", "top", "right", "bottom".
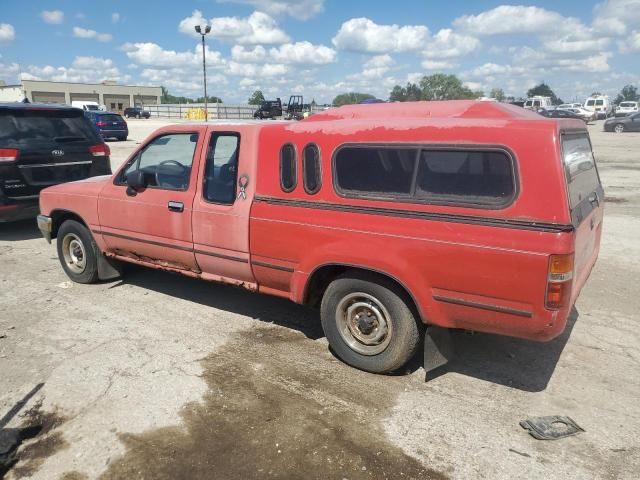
{"left": 320, "top": 272, "right": 422, "bottom": 374}
{"left": 56, "top": 220, "right": 99, "bottom": 284}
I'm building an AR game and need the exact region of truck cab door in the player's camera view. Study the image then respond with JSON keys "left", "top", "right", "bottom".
{"left": 192, "top": 128, "right": 256, "bottom": 287}
{"left": 97, "top": 130, "right": 203, "bottom": 272}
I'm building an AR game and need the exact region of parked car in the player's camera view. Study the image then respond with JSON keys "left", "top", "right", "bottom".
{"left": 253, "top": 99, "right": 283, "bottom": 119}
{"left": 71, "top": 101, "right": 102, "bottom": 112}
{"left": 37, "top": 101, "right": 603, "bottom": 374}
{"left": 615, "top": 101, "right": 639, "bottom": 117}
{"left": 604, "top": 112, "right": 640, "bottom": 132}
{"left": 584, "top": 95, "right": 613, "bottom": 119}
{"left": 0, "top": 103, "right": 111, "bottom": 222}
{"left": 123, "top": 107, "right": 151, "bottom": 119}
{"left": 524, "top": 96, "right": 553, "bottom": 110}
{"left": 84, "top": 111, "right": 128, "bottom": 141}
{"left": 540, "top": 108, "right": 587, "bottom": 122}
{"left": 557, "top": 103, "right": 583, "bottom": 110}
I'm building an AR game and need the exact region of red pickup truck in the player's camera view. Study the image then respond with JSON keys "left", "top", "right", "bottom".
{"left": 37, "top": 101, "right": 603, "bottom": 374}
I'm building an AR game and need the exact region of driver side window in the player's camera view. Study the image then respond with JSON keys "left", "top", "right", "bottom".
{"left": 121, "top": 133, "right": 198, "bottom": 190}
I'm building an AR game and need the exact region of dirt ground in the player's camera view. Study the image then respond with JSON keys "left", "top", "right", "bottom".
{"left": 1, "top": 118, "right": 639, "bottom": 480}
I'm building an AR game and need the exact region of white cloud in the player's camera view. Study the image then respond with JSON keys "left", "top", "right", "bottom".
{"left": 22, "top": 56, "right": 125, "bottom": 83}
{"left": 219, "top": 0, "right": 325, "bottom": 20}
{"left": 332, "top": 18, "right": 428, "bottom": 53}
{"left": 179, "top": 10, "right": 289, "bottom": 44}
{"left": 231, "top": 45, "right": 267, "bottom": 63}
{"left": 72, "top": 26, "right": 112, "bottom": 42}
{"left": 454, "top": 5, "right": 581, "bottom": 35}
{"left": 0, "top": 24, "right": 15, "bottom": 45}
{"left": 423, "top": 29, "right": 480, "bottom": 59}
{"left": 269, "top": 41, "right": 336, "bottom": 64}
{"left": 359, "top": 54, "right": 394, "bottom": 78}
{"left": 543, "top": 37, "right": 610, "bottom": 54}
{"left": 421, "top": 59, "right": 457, "bottom": 70}
{"left": 112, "top": 13, "right": 121, "bottom": 24}
{"left": 227, "top": 61, "right": 288, "bottom": 77}
{"left": 593, "top": 0, "right": 640, "bottom": 35}
{"left": 41, "top": 10, "right": 64, "bottom": 24}
{"left": 122, "top": 42, "right": 224, "bottom": 69}
{"left": 466, "top": 63, "right": 528, "bottom": 77}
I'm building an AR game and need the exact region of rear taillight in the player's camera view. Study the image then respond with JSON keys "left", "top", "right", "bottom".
{"left": 96, "top": 121, "right": 106, "bottom": 127}
{"left": 546, "top": 254, "right": 574, "bottom": 310}
{"left": 0, "top": 148, "right": 19, "bottom": 163}
{"left": 89, "top": 144, "right": 111, "bottom": 157}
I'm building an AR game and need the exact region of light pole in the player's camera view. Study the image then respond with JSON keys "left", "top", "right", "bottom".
{"left": 195, "top": 24, "right": 211, "bottom": 121}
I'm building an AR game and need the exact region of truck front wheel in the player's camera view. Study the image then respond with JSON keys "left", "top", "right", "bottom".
{"left": 56, "top": 220, "right": 99, "bottom": 284}
{"left": 320, "top": 272, "right": 422, "bottom": 374}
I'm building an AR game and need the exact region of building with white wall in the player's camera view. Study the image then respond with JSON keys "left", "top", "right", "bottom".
{"left": 0, "top": 80, "right": 162, "bottom": 114}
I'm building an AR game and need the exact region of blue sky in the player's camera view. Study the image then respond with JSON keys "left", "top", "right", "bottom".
{"left": 1, "top": 0, "right": 639, "bottom": 103}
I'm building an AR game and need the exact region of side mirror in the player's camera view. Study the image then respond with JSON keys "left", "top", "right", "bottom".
{"left": 126, "top": 170, "right": 146, "bottom": 196}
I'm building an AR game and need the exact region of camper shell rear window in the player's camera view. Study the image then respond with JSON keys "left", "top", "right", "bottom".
{"left": 333, "top": 145, "right": 517, "bottom": 209}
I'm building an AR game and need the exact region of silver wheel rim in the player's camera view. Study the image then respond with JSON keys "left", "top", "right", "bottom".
{"left": 62, "top": 233, "right": 87, "bottom": 274}
{"left": 335, "top": 292, "right": 392, "bottom": 356}
{"left": 615, "top": 124, "right": 624, "bottom": 133}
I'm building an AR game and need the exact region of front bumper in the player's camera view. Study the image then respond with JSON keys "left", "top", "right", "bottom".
{"left": 37, "top": 214, "right": 52, "bottom": 243}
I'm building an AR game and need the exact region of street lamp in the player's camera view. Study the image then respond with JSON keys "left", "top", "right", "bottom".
{"left": 195, "top": 24, "right": 212, "bottom": 121}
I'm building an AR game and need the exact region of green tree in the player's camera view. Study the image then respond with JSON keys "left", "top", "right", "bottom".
{"left": 490, "top": 88, "right": 505, "bottom": 102}
{"left": 196, "top": 95, "right": 222, "bottom": 103}
{"left": 160, "top": 86, "right": 196, "bottom": 104}
{"left": 248, "top": 90, "right": 266, "bottom": 105}
{"left": 614, "top": 84, "right": 639, "bottom": 104}
{"left": 389, "top": 83, "right": 422, "bottom": 102}
{"left": 419, "top": 74, "right": 476, "bottom": 100}
{"left": 526, "top": 83, "right": 563, "bottom": 105}
{"left": 332, "top": 92, "right": 376, "bottom": 106}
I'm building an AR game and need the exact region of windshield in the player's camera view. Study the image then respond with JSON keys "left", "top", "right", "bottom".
{"left": 85, "top": 105, "right": 99, "bottom": 111}
{"left": 525, "top": 101, "right": 533, "bottom": 107}
{"left": 595, "top": 100, "right": 604, "bottom": 106}
{"left": 620, "top": 102, "right": 636, "bottom": 108}
{"left": 586, "top": 100, "right": 595, "bottom": 106}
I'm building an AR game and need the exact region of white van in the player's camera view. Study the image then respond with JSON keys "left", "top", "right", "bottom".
{"left": 615, "top": 101, "right": 639, "bottom": 117}
{"left": 71, "top": 101, "right": 101, "bottom": 112}
{"left": 584, "top": 95, "right": 612, "bottom": 119}
{"left": 524, "top": 96, "right": 553, "bottom": 110}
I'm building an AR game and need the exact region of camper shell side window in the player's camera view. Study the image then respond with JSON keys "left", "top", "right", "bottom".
{"left": 332, "top": 144, "right": 517, "bottom": 209}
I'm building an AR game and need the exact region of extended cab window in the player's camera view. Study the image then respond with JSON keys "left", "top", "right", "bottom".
{"left": 280, "top": 144, "right": 297, "bottom": 192}
{"left": 334, "top": 146, "right": 515, "bottom": 207}
{"left": 120, "top": 133, "right": 197, "bottom": 190}
{"left": 204, "top": 133, "right": 239, "bottom": 204}
{"left": 562, "top": 133, "right": 601, "bottom": 210}
{"left": 303, "top": 143, "right": 321, "bottom": 194}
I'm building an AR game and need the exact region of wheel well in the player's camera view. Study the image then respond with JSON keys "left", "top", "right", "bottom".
{"left": 50, "top": 210, "right": 88, "bottom": 239}
{"left": 303, "top": 265, "right": 424, "bottom": 322}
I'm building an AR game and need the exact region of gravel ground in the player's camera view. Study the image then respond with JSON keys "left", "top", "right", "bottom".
{"left": 0, "top": 119, "right": 639, "bottom": 480}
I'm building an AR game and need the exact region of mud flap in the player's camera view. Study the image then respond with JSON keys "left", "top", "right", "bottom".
{"left": 423, "top": 326, "right": 455, "bottom": 378}
{"left": 97, "top": 250, "right": 123, "bottom": 281}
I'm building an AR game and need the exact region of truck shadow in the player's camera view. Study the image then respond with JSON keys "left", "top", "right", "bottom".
{"left": 426, "top": 308, "right": 579, "bottom": 392}
{"left": 114, "top": 265, "right": 325, "bottom": 340}
{"left": 116, "top": 265, "right": 575, "bottom": 392}
{"left": 0, "top": 219, "right": 42, "bottom": 241}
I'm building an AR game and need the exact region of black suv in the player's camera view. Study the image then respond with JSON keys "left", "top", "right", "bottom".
{"left": 0, "top": 103, "right": 112, "bottom": 222}
{"left": 253, "top": 99, "right": 283, "bottom": 119}
{"left": 123, "top": 107, "right": 151, "bottom": 119}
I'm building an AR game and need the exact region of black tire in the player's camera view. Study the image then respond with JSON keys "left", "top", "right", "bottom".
{"left": 118, "top": 136, "right": 127, "bottom": 141}
{"left": 320, "top": 271, "right": 422, "bottom": 374}
{"left": 56, "top": 220, "right": 99, "bottom": 284}
{"left": 614, "top": 124, "right": 625, "bottom": 133}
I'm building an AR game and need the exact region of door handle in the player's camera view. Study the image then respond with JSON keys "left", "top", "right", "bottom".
{"left": 168, "top": 201, "right": 184, "bottom": 213}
